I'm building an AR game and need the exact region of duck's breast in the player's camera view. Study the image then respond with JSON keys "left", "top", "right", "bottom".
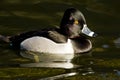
{"left": 20, "top": 36, "right": 74, "bottom": 54}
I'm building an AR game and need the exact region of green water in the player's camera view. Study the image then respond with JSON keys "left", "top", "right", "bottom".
{"left": 0, "top": 0, "right": 120, "bottom": 80}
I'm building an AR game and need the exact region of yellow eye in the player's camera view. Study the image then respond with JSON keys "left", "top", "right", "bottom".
{"left": 74, "top": 20, "right": 79, "bottom": 24}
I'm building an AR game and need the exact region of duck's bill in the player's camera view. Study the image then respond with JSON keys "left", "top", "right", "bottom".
{"left": 81, "top": 24, "right": 97, "bottom": 37}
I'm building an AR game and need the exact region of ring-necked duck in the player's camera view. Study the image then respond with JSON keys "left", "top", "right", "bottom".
{"left": 0, "top": 8, "right": 97, "bottom": 54}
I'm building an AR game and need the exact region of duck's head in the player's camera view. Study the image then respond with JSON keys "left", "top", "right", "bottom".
{"left": 60, "top": 8, "right": 97, "bottom": 38}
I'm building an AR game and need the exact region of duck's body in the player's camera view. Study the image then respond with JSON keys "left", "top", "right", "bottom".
{"left": 1, "top": 8, "right": 96, "bottom": 55}
{"left": 10, "top": 29, "right": 92, "bottom": 54}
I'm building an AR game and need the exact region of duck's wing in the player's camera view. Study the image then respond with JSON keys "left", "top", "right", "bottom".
{"left": 9, "top": 30, "right": 48, "bottom": 49}
{"left": 48, "top": 30, "right": 67, "bottom": 43}
{"left": 9, "top": 29, "right": 67, "bottom": 49}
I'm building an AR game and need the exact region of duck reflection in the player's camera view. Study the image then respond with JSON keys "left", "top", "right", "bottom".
{"left": 20, "top": 51, "right": 78, "bottom": 69}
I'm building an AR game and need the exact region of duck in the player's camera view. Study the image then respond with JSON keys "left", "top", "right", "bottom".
{"left": 1, "top": 8, "right": 97, "bottom": 54}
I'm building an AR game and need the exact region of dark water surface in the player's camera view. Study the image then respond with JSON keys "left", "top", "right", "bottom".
{"left": 0, "top": 0, "right": 120, "bottom": 80}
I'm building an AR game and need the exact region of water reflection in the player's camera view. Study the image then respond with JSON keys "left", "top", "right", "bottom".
{"left": 20, "top": 51, "right": 96, "bottom": 79}
{"left": 102, "top": 44, "right": 109, "bottom": 48}
{"left": 113, "top": 69, "right": 120, "bottom": 76}
{"left": 20, "top": 51, "right": 78, "bottom": 69}
{"left": 114, "top": 38, "right": 120, "bottom": 48}
{"left": 21, "top": 62, "right": 75, "bottom": 69}
{"left": 39, "top": 72, "right": 77, "bottom": 80}
{"left": 20, "top": 51, "right": 74, "bottom": 62}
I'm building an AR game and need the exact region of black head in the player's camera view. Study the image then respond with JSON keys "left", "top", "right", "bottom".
{"left": 60, "top": 8, "right": 96, "bottom": 38}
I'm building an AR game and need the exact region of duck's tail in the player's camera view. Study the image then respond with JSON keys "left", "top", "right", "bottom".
{"left": 0, "top": 34, "right": 10, "bottom": 43}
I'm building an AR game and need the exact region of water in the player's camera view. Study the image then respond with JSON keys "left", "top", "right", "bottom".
{"left": 0, "top": 0, "right": 120, "bottom": 80}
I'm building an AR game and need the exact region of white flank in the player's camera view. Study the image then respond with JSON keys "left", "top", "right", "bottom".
{"left": 20, "top": 36, "right": 74, "bottom": 54}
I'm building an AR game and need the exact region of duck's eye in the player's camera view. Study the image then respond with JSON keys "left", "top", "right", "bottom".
{"left": 74, "top": 20, "right": 79, "bottom": 25}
